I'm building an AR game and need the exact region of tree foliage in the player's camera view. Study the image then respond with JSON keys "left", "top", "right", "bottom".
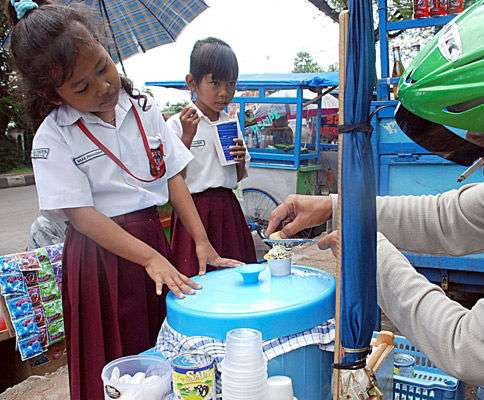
{"left": 0, "top": 13, "right": 31, "bottom": 173}
{"left": 293, "top": 51, "right": 322, "bottom": 73}
{"left": 162, "top": 101, "right": 189, "bottom": 116}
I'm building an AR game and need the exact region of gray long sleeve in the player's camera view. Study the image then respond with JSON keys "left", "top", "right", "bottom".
{"left": 330, "top": 183, "right": 484, "bottom": 384}
{"left": 376, "top": 184, "right": 484, "bottom": 256}
{"left": 377, "top": 233, "right": 484, "bottom": 385}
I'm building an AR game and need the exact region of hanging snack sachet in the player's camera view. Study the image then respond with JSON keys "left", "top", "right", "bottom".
{"left": 0, "top": 255, "right": 21, "bottom": 274}
{"left": 17, "top": 335, "right": 43, "bottom": 360}
{"left": 6, "top": 295, "right": 34, "bottom": 320}
{"left": 43, "top": 299, "right": 63, "bottom": 324}
{"left": 0, "top": 273, "right": 28, "bottom": 296}
{"left": 17, "top": 251, "right": 41, "bottom": 272}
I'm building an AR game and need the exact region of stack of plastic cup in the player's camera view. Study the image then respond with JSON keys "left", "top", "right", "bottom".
{"left": 221, "top": 328, "right": 268, "bottom": 400}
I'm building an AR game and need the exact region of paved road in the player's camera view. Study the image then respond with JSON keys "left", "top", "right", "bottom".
{"left": 0, "top": 185, "right": 39, "bottom": 255}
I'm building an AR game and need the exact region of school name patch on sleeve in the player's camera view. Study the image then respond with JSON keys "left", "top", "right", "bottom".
{"left": 31, "top": 148, "right": 50, "bottom": 159}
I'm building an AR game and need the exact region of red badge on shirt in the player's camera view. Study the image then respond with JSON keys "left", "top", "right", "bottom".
{"left": 150, "top": 145, "right": 164, "bottom": 177}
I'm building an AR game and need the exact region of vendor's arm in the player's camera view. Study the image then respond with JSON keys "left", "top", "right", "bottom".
{"left": 327, "top": 183, "right": 484, "bottom": 255}
{"left": 375, "top": 183, "right": 484, "bottom": 255}
{"left": 377, "top": 232, "right": 484, "bottom": 384}
{"left": 64, "top": 207, "right": 199, "bottom": 298}
{"left": 168, "top": 173, "right": 242, "bottom": 274}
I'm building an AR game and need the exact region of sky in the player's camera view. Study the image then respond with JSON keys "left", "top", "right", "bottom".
{"left": 122, "top": 0, "right": 340, "bottom": 106}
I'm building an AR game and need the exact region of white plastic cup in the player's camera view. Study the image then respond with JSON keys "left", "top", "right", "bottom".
{"left": 226, "top": 328, "right": 262, "bottom": 346}
{"left": 225, "top": 328, "right": 263, "bottom": 362}
{"left": 268, "top": 257, "right": 292, "bottom": 276}
{"left": 223, "top": 381, "right": 268, "bottom": 400}
{"left": 221, "top": 360, "right": 267, "bottom": 374}
{"left": 267, "top": 376, "right": 294, "bottom": 400}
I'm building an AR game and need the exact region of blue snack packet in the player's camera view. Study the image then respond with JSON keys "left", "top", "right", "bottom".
{"left": 0, "top": 255, "right": 21, "bottom": 274}
{"left": 0, "top": 273, "right": 28, "bottom": 295}
{"left": 6, "top": 295, "right": 34, "bottom": 321}
{"left": 18, "top": 335, "right": 43, "bottom": 361}
{"left": 13, "top": 315, "right": 40, "bottom": 340}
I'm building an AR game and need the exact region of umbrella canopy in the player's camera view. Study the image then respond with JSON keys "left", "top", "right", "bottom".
{"left": 335, "top": 0, "right": 377, "bottom": 395}
{"left": 64, "top": 0, "right": 208, "bottom": 64}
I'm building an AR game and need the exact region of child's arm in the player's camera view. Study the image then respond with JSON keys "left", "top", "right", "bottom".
{"left": 64, "top": 207, "right": 199, "bottom": 298}
{"left": 230, "top": 138, "right": 248, "bottom": 182}
{"left": 168, "top": 173, "right": 242, "bottom": 274}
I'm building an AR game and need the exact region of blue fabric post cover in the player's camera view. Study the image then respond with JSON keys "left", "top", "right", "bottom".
{"left": 339, "top": 0, "right": 378, "bottom": 368}
{"left": 63, "top": 0, "right": 208, "bottom": 63}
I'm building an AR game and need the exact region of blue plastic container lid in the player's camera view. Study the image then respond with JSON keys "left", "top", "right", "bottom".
{"left": 166, "top": 264, "right": 335, "bottom": 341}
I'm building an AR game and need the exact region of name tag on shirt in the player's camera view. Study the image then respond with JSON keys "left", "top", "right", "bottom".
{"left": 73, "top": 149, "right": 105, "bottom": 165}
{"left": 191, "top": 140, "right": 206, "bottom": 148}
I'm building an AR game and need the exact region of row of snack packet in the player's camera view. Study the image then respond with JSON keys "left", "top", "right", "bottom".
{"left": 0, "top": 244, "right": 64, "bottom": 360}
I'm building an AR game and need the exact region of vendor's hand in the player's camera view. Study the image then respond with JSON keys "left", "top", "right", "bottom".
{"left": 195, "top": 240, "right": 243, "bottom": 275}
{"left": 145, "top": 255, "right": 201, "bottom": 299}
{"left": 266, "top": 194, "right": 333, "bottom": 238}
{"left": 180, "top": 107, "right": 200, "bottom": 141}
{"left": 318, "top": 230, "right": 339, "bottom": 257}
{"left": 229, "top": 138, "right": 246, "bottom": 163}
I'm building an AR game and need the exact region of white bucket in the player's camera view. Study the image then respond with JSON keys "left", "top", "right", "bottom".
{"left": 101, "top": 355, "right": 171, "bottom": 400}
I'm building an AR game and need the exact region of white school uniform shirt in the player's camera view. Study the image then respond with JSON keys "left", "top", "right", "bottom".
{"left": 166, "top": 104, "right": 249, "bottom": 194}
{"left": 31, "top": 90, "right": 193, "bottom": 222}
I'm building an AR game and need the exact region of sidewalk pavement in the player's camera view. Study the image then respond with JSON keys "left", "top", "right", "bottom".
{"left": 0, "top": 173, "right": 35, "bottom": 189}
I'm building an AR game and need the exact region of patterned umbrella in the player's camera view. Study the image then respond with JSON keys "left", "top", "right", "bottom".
{"left": 65, "top": 0, "right": 208, "bottom": 70}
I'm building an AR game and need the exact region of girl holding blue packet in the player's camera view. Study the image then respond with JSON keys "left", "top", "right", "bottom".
{"left": 167, "top": 37, "right": 257, "bottom": 277}
{"left": 6, "top": 2, "right": 239, "bottom": 399}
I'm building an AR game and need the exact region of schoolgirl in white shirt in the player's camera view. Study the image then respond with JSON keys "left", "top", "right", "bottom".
{"left": 167, "top": 37, "right": 257, "bottom": 277}
{"left": 6, "top": 3, "right": 238, "bottom": 399}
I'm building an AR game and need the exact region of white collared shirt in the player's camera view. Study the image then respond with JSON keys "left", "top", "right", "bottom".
{"left": 32, "top": 91, "right": 193, "bottom": 221}
{"left": 166, "top": 104, "right": 249, "bottom": 194}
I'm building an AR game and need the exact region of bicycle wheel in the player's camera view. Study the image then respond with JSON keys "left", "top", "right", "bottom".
{"left": 242, "top": 188, "right": 279, "bottom": 237}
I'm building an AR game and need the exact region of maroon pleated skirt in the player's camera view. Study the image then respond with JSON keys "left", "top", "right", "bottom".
{"left": 62, "top": 206, "right": 171, "bottom": 400}
{"left": 171, "top": 187, "right": 257, "bottom": 277}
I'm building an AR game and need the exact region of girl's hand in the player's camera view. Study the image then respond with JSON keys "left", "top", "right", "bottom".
{"left": 229, "top": 138, "right": 246, "bottom": 163}
{"left": 145, "top": 255, "right": 201, "bottom": 299}
{"left": 180, "top": 107, "right": 201, "bottom": 142}
{"left": 318, "top": 230, "right": 339, "bottom": 257}
{"left": 195, "top": 240, "right": 243, "bottom": 275}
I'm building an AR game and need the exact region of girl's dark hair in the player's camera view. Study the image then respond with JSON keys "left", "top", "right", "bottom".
{"left": 190, "top": 37, "right": 238, "bottom": 84}
{"left": 5, "top": 0, "right": 148, "bottom": 130}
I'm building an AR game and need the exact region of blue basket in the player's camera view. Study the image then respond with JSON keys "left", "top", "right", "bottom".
{"left": 393, "top": 336, "right": 464, "bottom": 400}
